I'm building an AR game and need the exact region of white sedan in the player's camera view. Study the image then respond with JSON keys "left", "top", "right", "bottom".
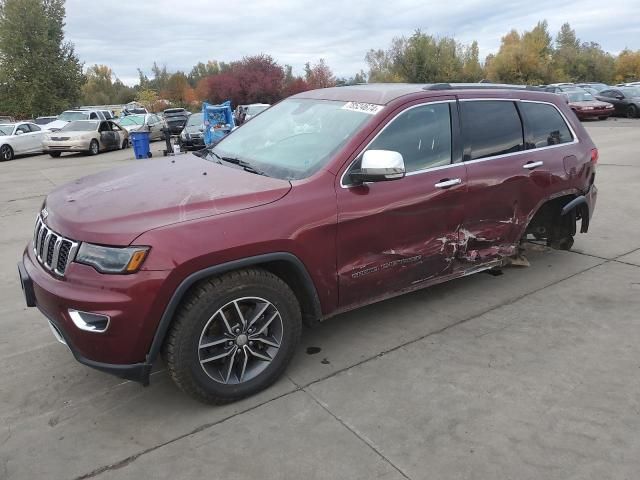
{"left": 0, "top": 122, "right": 45, "bottom": 161}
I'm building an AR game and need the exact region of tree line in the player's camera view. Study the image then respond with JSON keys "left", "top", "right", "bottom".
{"left": 1, "top": 0, "right": 640, "bottom": 118}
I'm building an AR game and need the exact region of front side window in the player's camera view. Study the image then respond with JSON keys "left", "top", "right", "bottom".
{"left": 212, "top": 99, "right": 375, "bottom": 180}
{"left": 362, "top": 102, "right": 452, "bottom": 173}
{"left": 16, "top": 124, "right": 30, "bottom": 134}
{"left": 520, "top": 102, "right": 573, "bottom": 148}
{"left": 460, "top": 101, "right": 524, "bottom": 160}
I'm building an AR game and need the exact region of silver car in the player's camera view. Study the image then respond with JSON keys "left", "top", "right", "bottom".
{"left": 117, "top": 114, "right": 166, "bottom": 141}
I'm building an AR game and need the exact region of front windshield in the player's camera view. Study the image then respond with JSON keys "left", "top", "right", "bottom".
{"left": 118, "top": 115, "right": 145, "bottom": 126}
{"left": 620, "top": 87, "right": 640, "bottom": 97}
{"left": 187, "top": 113, "right": 204, "bottom": 127}
{"left": 567, "top": 91, "right": 595, "bottom": 102}
{"left": 61, "top": 120, "right": 99, "bottom": 131}
{"left": 0, "top": 125, "right": 13, "bottom": 136}
{"left": 211, "top": 99, "right": 376, "bottom": 180}
{"left": 58, "top": 111, "right": 89, "bottom": 122}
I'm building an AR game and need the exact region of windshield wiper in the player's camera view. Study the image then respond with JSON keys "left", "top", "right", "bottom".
{"left": 219, "top": 156, "right": 267, "bottom": 176}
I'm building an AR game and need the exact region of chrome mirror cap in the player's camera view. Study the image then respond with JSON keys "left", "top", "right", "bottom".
{"left": 351, "top": 150, "right": 406, "bottom": 184}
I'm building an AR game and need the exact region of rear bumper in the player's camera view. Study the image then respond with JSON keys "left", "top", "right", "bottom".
{"left": 19, "top": 246, "right": 170, "bottom": 384}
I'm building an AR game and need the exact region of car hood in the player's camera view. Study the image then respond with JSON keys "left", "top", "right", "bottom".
{"left": 45, "top": 119, "right": 69, "bottom": 131}
{"left": 44, "top": 153, "right": 292, "bottom": 245}
{"left": 47, "top": 130, "right": 94, "bottom": 139}
{"left": 120, "top": 124, "right": 144, "bottom": 132}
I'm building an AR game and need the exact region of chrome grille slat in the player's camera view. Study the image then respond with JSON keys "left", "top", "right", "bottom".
{"left": 32, "top": 216, "right": 79, "bottom": 277}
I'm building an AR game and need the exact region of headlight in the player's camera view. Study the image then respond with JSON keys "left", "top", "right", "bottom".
{"left": 75, "top": 243, "right": 149, "bottom": 274}
{"left": 180, "top": 131, "right": 189, "bottom": 140}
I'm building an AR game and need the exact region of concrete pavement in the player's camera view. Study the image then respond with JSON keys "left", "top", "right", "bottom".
{"left": 0, "top": 120, "right": 638, "bottom": 480}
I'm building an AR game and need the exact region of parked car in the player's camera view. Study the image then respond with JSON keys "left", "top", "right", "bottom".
{"left": 121, "top": 107, "right": 148, "bottom": 116}
{"left": 180, "top": 112, "right": 205, "bottom": 150}
{"left": 117, "top": 113, "right": 166, "bottom": 141}
{"left": 575, "top": 82, "right": 610, "bottom": 93}
{"left": 45, "top": 110, "right": 107, "bottom": 132}
{"left": 563, "top": 90, "right": 614, "bottom": 120}
{"left": 163, "top": 108, "right": 189, "bottom": 134}
{"left": 0, "top": 122, "right": 45, "bottom": 161}
{"left": 596, "top": 86, "right": 640, "bottom": 118}
{"left": 42, "top": 119, "right": 129, "bottom": 157}
{"left": 34, "top": 116, "right": 58, "bottom": 125}
{"left": 242, "top": 103, "right": 271, "bottom": 123}
{"left": 18, "top": 83, "right": 598, "bottom": 404}
{"left": 544, "top": 84, "right": 579, "bottom": 94}
{"left": 0, "top": 115, "right": 16, "bottom": 123}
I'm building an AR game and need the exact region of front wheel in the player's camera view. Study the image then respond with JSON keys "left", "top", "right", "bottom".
{"left": 88, "top": 139, "right": 99, "bottom": 156}
{"left": 627, "top": 105, "right": 638, "bottom": 119}
{"left": 0, "top": 144, "right": 14, "bottom": 161}
{"left": 163, "top": 269, "right": 301, "bottom": 404}
{"left": 121, "top": 139, "right": 129, "bottom": 149}
{"left": 49, "top": 152, "right": 62, "bottom": 158}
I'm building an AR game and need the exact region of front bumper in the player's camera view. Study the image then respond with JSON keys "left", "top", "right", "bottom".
{"left": 181, "top": 135, "right": 205, "bottom": 149}
{"left": 19, "top": 246, "right": 170, "bottom": 384}
{"left": 43, "top": 140, "right": 90, "bottom": 152}
{"left": 575, "top": 109, "right": 614, "bottom": 119}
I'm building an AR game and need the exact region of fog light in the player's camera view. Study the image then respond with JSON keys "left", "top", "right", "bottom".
{"left": 68, "top": 309, "right": 110, "bottom": 333}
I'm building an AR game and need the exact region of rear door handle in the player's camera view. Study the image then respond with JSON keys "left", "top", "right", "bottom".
{"left": 434, "top": 178, "right": 462, "bottom": 189}
{"left": 523, "top": 161, "right": 544, "bottom": 170}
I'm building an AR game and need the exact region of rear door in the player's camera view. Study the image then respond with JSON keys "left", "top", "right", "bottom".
{"left": 459, "top": 98, "right": 575, "bottom": 263}
{"left": 598, "top": 89, "right": 625, "bottom": 114}
{"left": 336, "top": 98, "right": 467, "bottom": 308}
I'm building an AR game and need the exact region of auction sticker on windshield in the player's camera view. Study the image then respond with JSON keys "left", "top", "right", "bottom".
{"left": 341, "top": 102, "right": 384, "bottom": 115}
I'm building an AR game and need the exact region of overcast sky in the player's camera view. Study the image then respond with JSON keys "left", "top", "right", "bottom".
{"left": 65, "top": 0, "right": 640, "bottom": 85}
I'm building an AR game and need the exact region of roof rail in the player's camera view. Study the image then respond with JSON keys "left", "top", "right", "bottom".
{"left": 424, "top": 83, "right": 544, "bottom": 92}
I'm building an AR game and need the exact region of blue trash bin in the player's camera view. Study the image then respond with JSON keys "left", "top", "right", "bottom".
{"left": 130, "top": 131, "right": 152, "bottom": 159}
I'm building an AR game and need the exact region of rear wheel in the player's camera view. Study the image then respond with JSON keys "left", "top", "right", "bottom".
{"left": 626, "top": 105, "right": 638, "bottom": 119}
{"left": 0, "top": 144, "right": 14, "bottom": 161}
{"left": 163, "top": 268, "right": 301, "bottom": 404}
{"left": 88, "top": 139, "right": 99, "bottom": 156}
{"left": 49, "top": 152, "right": 62, "bottom": 158}
{"left": 598, "top": 116, "right": 608, "bottom": 120}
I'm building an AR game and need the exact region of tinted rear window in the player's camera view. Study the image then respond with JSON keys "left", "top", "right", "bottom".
{"left": 519, "top": 102, "right": 573, "bottom": 148}
{"left": 460, "top": 101, "right": 524, "bottom": 160}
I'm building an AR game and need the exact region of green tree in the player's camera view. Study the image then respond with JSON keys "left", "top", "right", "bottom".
{"left": 0, "top": 0, "right": 84, "bottom": 117}
{"left": 461, "top": 41, "right": 484, "bottom": 81}
{"left": 553, "top": 22, "right": 580, "bottom": 80}
{"left": 188, "top": 61, "right": 220, "bottom": 86}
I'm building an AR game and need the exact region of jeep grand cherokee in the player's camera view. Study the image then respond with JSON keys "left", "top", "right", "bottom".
{"left": 18, "top": 83, "right": 597, "bottom": 404}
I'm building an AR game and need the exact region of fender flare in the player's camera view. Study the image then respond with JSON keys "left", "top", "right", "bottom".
{"left": 560, "top": 195, "right": 590, "bottom": 233}
{"left": 145, "top": 252, "right": 322, "bottom": 364}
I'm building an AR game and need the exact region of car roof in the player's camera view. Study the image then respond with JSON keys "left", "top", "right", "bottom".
{"left": 294, "top": 83, "right": 549, "bottom": 105}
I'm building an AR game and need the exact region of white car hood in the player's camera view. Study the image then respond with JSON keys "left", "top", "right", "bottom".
{"left": 45, "top": 119, "right": 69, "bottom": 131}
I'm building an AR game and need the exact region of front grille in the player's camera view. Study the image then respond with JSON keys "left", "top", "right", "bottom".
{"left": 33, "top": 216, "right": 79, "bottom": 276}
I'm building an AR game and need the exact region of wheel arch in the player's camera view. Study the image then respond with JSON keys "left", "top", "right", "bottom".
{"left": 146, "top": 252, "right": 323, "bottom": 364}
{"left": 521, "top": 190, "right": 590, "bottom": 242}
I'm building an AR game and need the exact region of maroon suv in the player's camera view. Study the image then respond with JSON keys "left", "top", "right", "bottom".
{"left": 18, "top": 83, "right": 598, "bottom": 404}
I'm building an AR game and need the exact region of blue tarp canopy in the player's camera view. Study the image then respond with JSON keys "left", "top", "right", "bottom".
{"left": 203, "top": 101, "right": 235, "bottom": 145}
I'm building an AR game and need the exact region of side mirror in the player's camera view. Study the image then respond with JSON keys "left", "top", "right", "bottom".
{"left": 15, "top": 130, "right": 23, "bottom": 135}
{"left": 350, "top": 150, "right": 405, "bottom": 184}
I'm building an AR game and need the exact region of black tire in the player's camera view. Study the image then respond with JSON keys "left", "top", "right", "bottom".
{"left": 0, "top": 144, "right": 14, "bottom": 161}
{"left": 627, "top": 105, "right": 638, "bottom": 119}
{"left": 162, "top": 268, "right": 301, "bottom": 404}
{"left": 49, "top": 152, "right": 62, "bottom": 158}
{"left": 88, "top": 139, "right": 99, "bottom": 156}
{"left": 147, "top": 151, "right": 153, "bottom": 158}
{"left": 121, "top": 139, "right": 129, "bottom": 149}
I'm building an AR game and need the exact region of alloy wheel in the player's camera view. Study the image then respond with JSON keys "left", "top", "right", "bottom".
{"left": 198, "top": 297, "right": 283, "bottom": 385}
{"left": 1, "top": 145, "right": 13, "bottom": 161}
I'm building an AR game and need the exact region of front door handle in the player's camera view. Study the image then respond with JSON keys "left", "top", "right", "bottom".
{"left": 523, "top": 161, "right": 544, "bottom": 170}
{"left": 434, "top": 178, "right": 462, "bottom": 189}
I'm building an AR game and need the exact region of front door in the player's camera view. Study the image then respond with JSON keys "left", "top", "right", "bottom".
{"left": 336, "top": 99, "right": 467, "bottom": 308}
{"left": 99, "top": 121, "right": 118, "bottom": 150}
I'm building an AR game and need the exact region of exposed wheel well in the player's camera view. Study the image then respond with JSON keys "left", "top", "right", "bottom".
{"left": 525, "top": 194, "right": 588, "bottom": 249}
